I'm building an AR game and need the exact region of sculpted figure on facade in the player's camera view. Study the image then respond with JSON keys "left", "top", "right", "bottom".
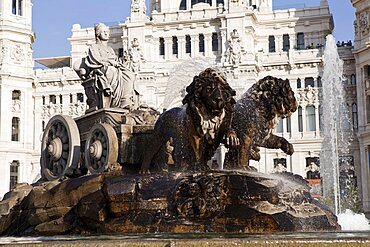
{"left": 74, "top": 23, "right": 135, "bottom": 111}
{"left": 359, "top": 12, "right": 369, "bottom": 34}
{"left": 225, "top": 29, "right": 243, "bottom": 66}
{"left": 125, "top": 38, "right": 145, "bottom": 73}
{"left": 131, "top": 0, "right": 146, "bottom": 14}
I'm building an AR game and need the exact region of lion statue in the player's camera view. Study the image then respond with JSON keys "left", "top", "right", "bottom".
{"left": 141, "top": 68, "right": 239, "bottom": 173}
{"left": 225, "top": 76, "right": 298, "bottom": 168}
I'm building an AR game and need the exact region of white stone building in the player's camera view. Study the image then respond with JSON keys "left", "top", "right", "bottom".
{"left": 351, "top": 0, "right": 370, "bottom": 212}
{"left": 0, "top": 0, "right": 364, "bottom": 211}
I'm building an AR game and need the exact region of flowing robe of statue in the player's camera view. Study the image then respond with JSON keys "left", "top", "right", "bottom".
{"left": 86, "top": 43, "right": 135, "bottom": 108}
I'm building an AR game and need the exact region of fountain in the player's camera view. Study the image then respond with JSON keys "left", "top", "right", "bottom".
{"left": 320, "top": 34, "right": 350, "bottom": 215}
{"left": 0, "top": 25, "right": 341, "bottom": 238}
{"left": 321, "top": 34, "right": 370, "bottom": 230}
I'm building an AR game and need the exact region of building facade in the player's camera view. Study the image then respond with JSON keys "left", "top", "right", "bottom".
{"left": 352, "top": 0, "right": 370, "bottom": 212}
{"left": 0, "top": 0, "right": 363, "bottom": 211}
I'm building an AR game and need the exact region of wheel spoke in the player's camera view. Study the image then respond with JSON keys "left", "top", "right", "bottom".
{"left": 41, "top": 115, "right": 80, "bottom": 181}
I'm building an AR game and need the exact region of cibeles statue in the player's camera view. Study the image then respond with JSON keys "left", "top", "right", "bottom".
{"left": 74, "top": 23, "right": 135, "bottom": 112}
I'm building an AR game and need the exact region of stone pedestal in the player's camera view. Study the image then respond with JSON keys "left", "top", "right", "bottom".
{"left": 0, "top": 170, "right": 340, "bottom": 236}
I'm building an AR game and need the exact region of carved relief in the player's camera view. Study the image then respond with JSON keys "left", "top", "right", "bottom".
{"left": 225, "top": 29, "right": 244, "bottom": 66}
{"left": 359, "top": 12, "right": 369, "bottom": 34}
{"left": 131, "top": 0, "right": 146, "bottom": 14}
{"left": 41, "top": 104, "right": 63, "bottom": 118}
{"left": 11, "top": 100, "right": 21, "bottom": 113}
{"left": 296, "top": 87, "right": 319, "bottom": 105}
{"left": 124, "top": 38, "right": 145, "bottom": 73}
{"left": 68, "top": 102, "right": 87, "bottom": 117}
{"left": 11, "top": 44, "right": 24, "bottom": 62}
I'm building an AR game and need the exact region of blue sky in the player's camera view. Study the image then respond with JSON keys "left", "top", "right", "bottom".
{"left": 32, "top": 0, "right": 355, "bottom": 58}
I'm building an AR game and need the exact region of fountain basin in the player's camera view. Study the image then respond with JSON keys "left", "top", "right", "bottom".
{"left": 0, "top": 170, "right": 340, "bottom": 236}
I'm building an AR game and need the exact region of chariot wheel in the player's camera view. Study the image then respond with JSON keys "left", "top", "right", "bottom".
{"left": 85, "top": 123, "right": 118, "bottom": 174}
{"left": 41, "top": 115, "right": 80, "bottom": 181}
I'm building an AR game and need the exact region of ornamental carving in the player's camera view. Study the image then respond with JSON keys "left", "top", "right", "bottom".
{"left": 41, "top": 104, "right": 63, "bottom": 118}
{"left": 124, "top": 38, "right": 145, "bottom": 73}
{"left": 11, "top": 100, "right": 21, "bottom": 113}
{"left": 296, "top": 87, "right": 319, "bottom": 105}
{"left": 131, "top": 0, "right": 146, "bottom": 14}
{"left": 11, "top": 44, "right": 24, "bottom": 62}
{"left": 68, "top": 102, "right": 87, "bottom": 117}
{"left": 359, "top": 12, "right": 369, "bottom": 34}
{"left": 225, "top": 29, "right": 244, "bottom": 66}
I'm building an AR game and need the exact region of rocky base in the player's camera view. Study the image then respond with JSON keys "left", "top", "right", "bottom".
{"left": 0, "top": 170, "right": 340, "bottom": 236}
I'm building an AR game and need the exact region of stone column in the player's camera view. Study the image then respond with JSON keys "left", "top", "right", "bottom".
{"left": 164, "top": 37, "right": 172, "bottom": 60}
{"left": 191, "top": 35, "right": 199, "bottom": 57}
{"left": 291, "top": 35, "right": 297, "bottom": 50}
{"left": 187, "top": 0, "right": 191, "bottom": 10}
{"left": 220, "top": 30, "right": 227, "bottom": 60}
{"left": 153, "top": 38, "right": 160, "bottom": 61}
{"left": 178, "top": 36, "right": 185, "bottom": 59}
{"left": 315, "top": 103, "right": 320, "bottom": 136}
{"left": 205, "top": 33, "right": 212, "bottom": 57}
{"left": 276, "top": 35, "right": 282, "bottom": 52}
{"left": 301, "top": 105, "right": 306, "bottom": 135}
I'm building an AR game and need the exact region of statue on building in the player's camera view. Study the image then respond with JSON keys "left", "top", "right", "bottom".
{"left": 225, "top": 29, "right": 243, "bottom": 66}
{"left": 124, "top": 38, "right": 145, "bottom": 73}
{"left": 73, "top": 23, "right": 135, "bottom": 111}
{"left": 131, "top": 0, "right": 146, "bottom": 14}
{"left": 359, "top": 12, "right": 369, "bottom": 34}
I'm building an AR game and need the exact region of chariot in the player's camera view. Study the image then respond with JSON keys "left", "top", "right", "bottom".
{"left": 40, "top": 76, "right": 159, "bottom": 181}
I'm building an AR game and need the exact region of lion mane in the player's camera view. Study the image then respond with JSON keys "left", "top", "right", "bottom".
{"left": 226, "top": 76, "right": 298, "bottom": 168}
{"left": 141, "top": 68, "right": 238, "bottom": 172}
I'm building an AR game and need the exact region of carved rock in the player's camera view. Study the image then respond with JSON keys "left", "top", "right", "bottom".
{"left": 0, "top": 170, "right": 339, "bottom": 236}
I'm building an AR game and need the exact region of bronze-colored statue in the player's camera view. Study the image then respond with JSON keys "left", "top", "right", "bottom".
{"left": 226, "top": 76, "right": 298, "bottom": 168}
{"left": 74, "top": 23, "right": 135, "bottom": 111}
{"left": 141, "top": 68, "right": 239, "bottom": 173}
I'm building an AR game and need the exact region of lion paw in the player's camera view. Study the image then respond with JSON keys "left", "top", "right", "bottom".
{"left": 224, "top": 131, "right": 240, "bottom": 148}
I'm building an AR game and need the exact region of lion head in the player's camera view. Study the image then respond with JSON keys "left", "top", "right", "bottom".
{"left": 182, "top": 68, "right": 236, "bottom": 116}
{"left": 249, "top": 76, "right": 297, "bottom": 118}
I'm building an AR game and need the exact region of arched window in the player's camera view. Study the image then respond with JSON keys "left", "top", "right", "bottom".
{"left": 212, "top": 33, "right": 218, "bottom": 52}
{"left": 297, "top": 78, "right": 301, "bottom": 89}
{"left": 298, "top": 106, "right": 303, "bottom": 132}
{"left": 199, "top": 34, "right": 205, "bottom": 53}
{"left": 10, "top": 161, "right": 19, "bottom": 190}
{"left": 305, "top": 77, "right": 314, "bottom": 87}
{"left": 297, "top": 32, "right": 305, "bottom": 50}
{"left": 180, "top": 0, "right": 186, "bottom": 10}
{"left": 49, "top": 95, "right": 56, "bottom": 104}
{"left": 159, "top": 37, "right": 165, "bottom": 56}
{"left": 283, "top": 34, "right": 290, "bottom": 52}
{"left": 351, "top": 74, "right": 356, "bottom": 85}
{"left": 352, "top": 103, "right": 358, "bottom": 130}
{"left": 12, "top": 117, "right": 20, "bottom": 141}
{"left": 172, "top": 36, "right": 178, "bottom": 55}
{"left": 317, "top": 76, "right": 322, "bottom": 87}
{"left": 268, "top": 35, "right": 276, "bottom": 53}
{"left": 77, "top": 93, "right": 84, "bottom": 103}
{"left": 306, "top": 105, "right": 316, "bottom": 131}
{"left": 286, "top": 117, "right": 291, "bottom": 133}
{"left": 12, "top": 0, "right": 22, "bottom": 15}
{"left": 12, "top": 90, "right": 21, "bottom": 100}
{"left": 185, "top": 35, "right": 191, "bottom": 54}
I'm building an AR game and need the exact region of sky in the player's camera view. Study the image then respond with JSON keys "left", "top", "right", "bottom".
{"left": 32, "top": 0, "right": 355, "bottom": 58}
